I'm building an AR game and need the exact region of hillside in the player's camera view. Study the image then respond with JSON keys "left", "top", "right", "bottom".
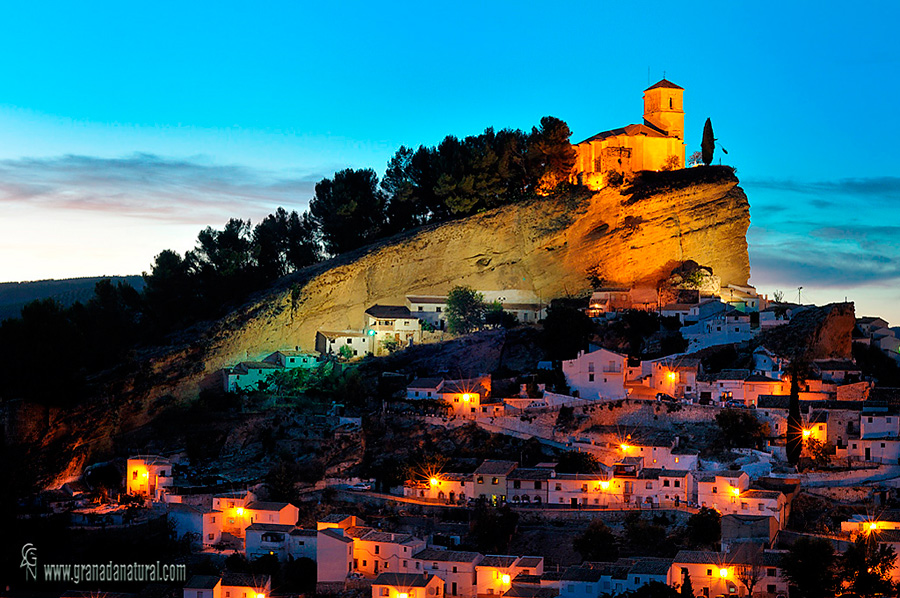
{"left": 0, "top": 276, "right": 145, "bottom": 321}
{"left": 1, "top": 167, "right": 751, "bottom": 489}
{"left": 193, "top": 167, "right": 749, "bottom": 389}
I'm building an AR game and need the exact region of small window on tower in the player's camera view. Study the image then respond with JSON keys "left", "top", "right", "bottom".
{"left": 669, "top": 97, "right": 673, "bottom": 109}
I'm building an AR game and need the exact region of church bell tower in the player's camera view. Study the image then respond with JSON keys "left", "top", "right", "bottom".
{"left": 643, "top": 79, "right": 684, "bottom": 141}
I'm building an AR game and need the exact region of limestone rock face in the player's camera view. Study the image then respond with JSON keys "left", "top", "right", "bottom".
{"left": 761, "top": 303, "right": 856, "bottom": 360}
{"left": 194, "top": 174, "right": 750, "bottom": 390}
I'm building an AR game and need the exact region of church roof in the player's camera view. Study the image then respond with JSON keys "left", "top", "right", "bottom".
{"left": 577, "top": 123, "right": 668, "bottom": 145}
{"left": 645, "top": 78, "right": 683, "bottom": 91}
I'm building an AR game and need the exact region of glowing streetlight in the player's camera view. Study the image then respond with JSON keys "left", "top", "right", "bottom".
{"left": 430, "top": 477, "right": 439, "bottom": 487}
{"left": 399, "top": 593, "right": 409, "bottom": 598}
{"left": 719, "top": 568, "right": 728, "bottom": 578}
{"left": 666, "top": 371, "right": 677, "bottom": 382}
{"left": 462, "top": 393, "right": 471, "bottom": 402}
{"left": 501, "top": 574, "right": 511, "bottom": 585}
{"left": 620, "top": 444, "right": 630, "bottom": 451}
{"left": 236, "top": 507, "right": 244, "bottom": 516}
{"left": 870, "top": 522, "right": 878, "bottom": 532}
{"left": 731, "top": 487, "right": 740, "bottom": 497}
{"left": 256, "top": 593, "right": 265, "bottom": 598}
{"left": 600, "top": 480, "right": 610, "bottom": 490}
{"left": 802, "top": 429, "right": 812, "bottom": 439}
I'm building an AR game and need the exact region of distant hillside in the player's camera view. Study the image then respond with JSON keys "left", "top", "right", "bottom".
{"left": 0, "top": 276, "right": 145, "bottom": 321}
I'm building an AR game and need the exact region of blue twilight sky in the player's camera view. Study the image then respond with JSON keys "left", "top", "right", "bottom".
{"left": 1, "top": 2, "right": 898, "bottom": 323}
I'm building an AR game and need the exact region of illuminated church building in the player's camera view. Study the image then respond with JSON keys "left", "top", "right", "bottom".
{"left": 573, "top": 79, "right": 686, "bottom": 190}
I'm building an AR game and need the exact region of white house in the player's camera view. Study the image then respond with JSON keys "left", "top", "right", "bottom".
{"left": 183, "top": 576, "right": 222, "bottom": 598}
{"left": 224, "top": 361, "right": 282, "bottom": 392}
{"left": 407, "top": 378, "right": 445, "bottom": 400}
{"left": 365, "top": 305, "right": 422, "bottom": 355}
{"left": 316, "top": 330, "right": 372, "bottom": 358}
{"left": 263, "top": 349, "right": 320, "bottom": 369}
{"left": 412, "top": 548, "right": 484, "bottom": 598}
{"left": 694, "top": 472, "right": 750, "bottom": 511}
{"left": 476, "top": 556, "right": 543, "bottom": 597}
{"left": 681, "top": 309, "right": 753, "bottom": 352}
{"left": 404, "top": 473, "right": 469, "bottom": 504}
{"left": 406, "top": 296, "right": 449, "bottom": 330}
{"left": 126, "top": 455, "right": 173, "bottom": 501}
{"left": 245, "top": 523, "right": 317, "bottom": 561}
{"left": 480, "top": 290, "right": 545, "bottom": 324}
{"left": 371, "top": 572, "right": 445, "bottom": 598}
{"left": 167, "top": 502, "right": 221, "bottom": 548}
{"left": 348, "top": 527, "right": 427, "bottom": 578}
{"left": 317, "top": 528, "right": 355, "bottom": 584}
{"left": 562, "top": 347, "right": 627, "bottom": 401}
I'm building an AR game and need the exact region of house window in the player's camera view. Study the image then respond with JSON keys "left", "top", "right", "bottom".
{"left": 382, "top": 590, "right": 389, "bottom": 596}
{"left": 588, "top": 363, "right": 595, "bottom": 373}
{"left": 436, "top": 307, "right": 442, "bottom": 312}
{"left": 208, "top": 533, "right": 214, "bottom": 540}
{"left": 347, "top": 338, "right": 353, "bottom": 344}
{"left": 767, "top": 568, "right": 776, "bottom": 577}
{"left": 132, "top": 471, "right": 138, "bottom": 480}
{"left": 645, "top": 482, "right": 652, "bottom": 489}
{"left": 513, "top": 480, "right": 521, "bottom": 489}
{"left": 675, "top": 457, "right": 679, "bottom": 463}
{"left": 674, "top": 480, "right": 680, "bottom": 488}
{"left": 712, "top": 487, "right": 717, "bottom": 494}
{"left": 492, "top": 477, "right": 499, "bottom": 485}
{"left": 535, "top": 481, "right": 542, "bottom": 489}
{"left": 452, "top": 566, "right": 458, "bottom": 573}
{"left": 589, "top": 374, "right": 595, "bottom": 382}
{"left": 707, "top": 569, "right": 712, "bottom": 576}
{"left": 869, "top": 417, "right": 874, "bottom": 423}
{"left": 767, "top": 585, "right": 776, "bottom": 594}
{"left": 375, "top": 546, "right": 380, "bottom": 554}
{"left": 556, "top": 483, "right": 562, "bottom": 491}
{"left": 663, "top": 480, "right": 670, "bottom": 487}
{"left": 416, "top": 562, "right": 421, "bottom": 569}
{"left": 418, "top": 306, "right": 424, "bottom": 311}
{"left": 741, "top": 502, "right": 748, "bottom": 510}
{"left": 477, "top": 477, "right": 484, "bottom": 484}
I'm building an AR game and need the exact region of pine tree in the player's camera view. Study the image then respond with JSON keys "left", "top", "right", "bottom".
{"left": 701, "top": 118, "right": 715, "bottom": 166}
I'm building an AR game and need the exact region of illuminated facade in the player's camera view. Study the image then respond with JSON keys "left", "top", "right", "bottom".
{"left": 573, "top": 80, "right": 686, "bottom": 190}
{"left": 126, "top": 455, "right": 173, "bottom": 501}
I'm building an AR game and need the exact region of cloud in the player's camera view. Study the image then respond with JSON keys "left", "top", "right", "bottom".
{"left": 0, "top": 153, "right": 326, "bottom": 225}
{"left": 744, "top": 176, "right": 900, "bottom": 200}
{"left": 751, "top": 240, "right": 900, "bottom": 289}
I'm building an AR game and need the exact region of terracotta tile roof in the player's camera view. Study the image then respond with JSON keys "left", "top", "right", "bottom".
{"left": 413, "top": 548, "right": 482, "bottom": 563}
{"left": 577, "top": 123, "right": 668, "bottom": 145}
{"left": 372, "top": 573, "right": 436, "bottom": 588}
{"left": 645, "top": 78, "right": 683, "bottom": 91}
{"left": 479, "top": 555, "right": 518, "bottom": 568}
{"left": 474, "top": 460, "right": 518, "bottom": 476}
{"left": 366, "top": 304, "right": 416, "bottom": 319}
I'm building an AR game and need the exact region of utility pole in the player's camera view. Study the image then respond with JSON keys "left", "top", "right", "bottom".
{"left": 797, "top": 286, "right": 803, "bottom": 304}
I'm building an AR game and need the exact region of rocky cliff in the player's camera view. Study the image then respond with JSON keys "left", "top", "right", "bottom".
{"left": 191, "top": 167, "right": 750, "bottom": 391}
{"left": 4, "top": 168, "right": 752, "bottom": 488}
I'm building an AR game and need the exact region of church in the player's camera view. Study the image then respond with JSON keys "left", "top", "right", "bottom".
{"left": 573, "top": 79, "right": 686, "bottom": 190}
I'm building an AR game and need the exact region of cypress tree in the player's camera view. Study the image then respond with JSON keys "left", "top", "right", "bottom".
{"left": 786, "top": 361, "right": 803, "bottom": 465}
{"left": 701, "top": 118, "right": 715, "bottom": 166}
{"left": 680, "top": 571, "right": 694, "bottom": 598}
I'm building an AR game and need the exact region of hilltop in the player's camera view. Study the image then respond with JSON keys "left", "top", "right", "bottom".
{"left": 1, "top": 166, "right": 751, "bottom": 489}
{"left": 0, "top": 276, "right": 145, "bottom": 321}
